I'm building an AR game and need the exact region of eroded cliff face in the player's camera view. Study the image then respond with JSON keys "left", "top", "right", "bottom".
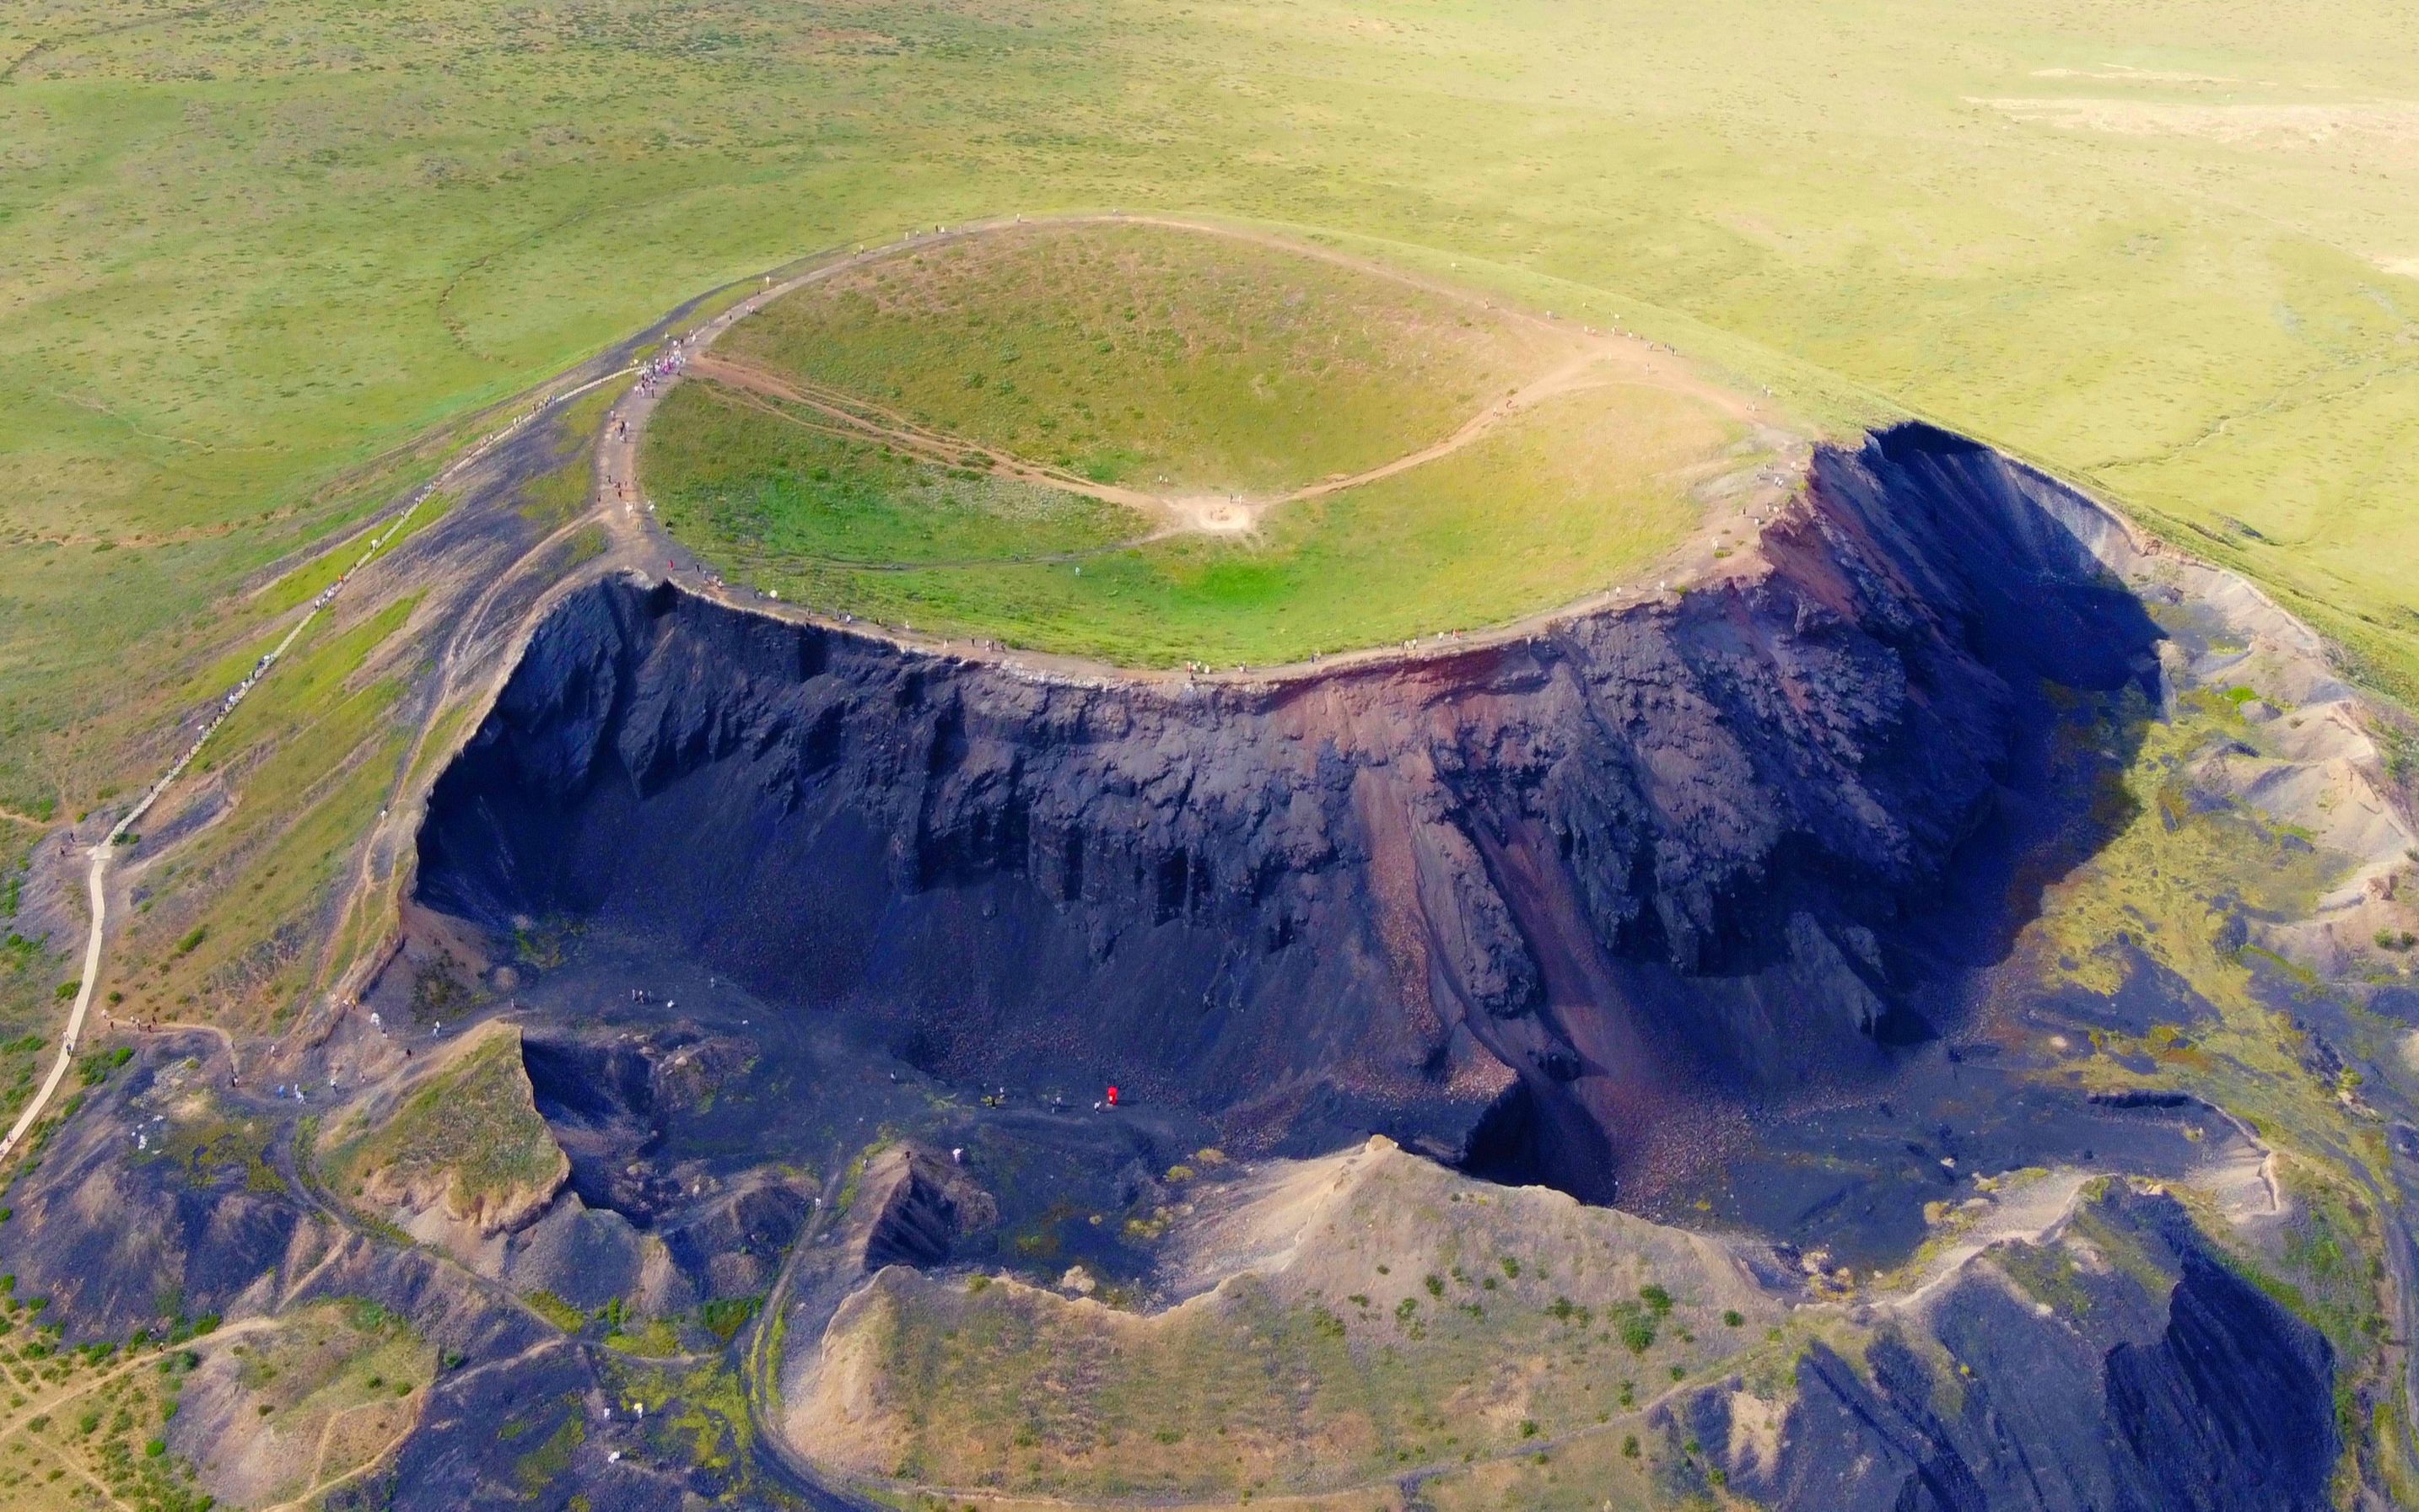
{"left": 413, "top": 425, "right": 2163, "bottom": 1200}
{"left": 1659, "top": 1186, "right": 2341, "bottom": 1512}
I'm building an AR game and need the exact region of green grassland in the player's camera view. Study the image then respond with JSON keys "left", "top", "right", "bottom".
{"left": 6, "top": 0, "right": 2419, "bottom": 823}
{"left": 653, "top": 384, "right": 1149, "bottom": 568}
{"left": 651, "top": 247, "right": 1749, "bottom": 665}
{"left": 717, "top": 222, "right": 1585, "bottom": 492}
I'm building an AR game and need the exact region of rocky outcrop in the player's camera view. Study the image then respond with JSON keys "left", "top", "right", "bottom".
{"left": 849, "top": 1147, "right": 998, "bottom": 1273}
{"left": 413, "top": 424, "right": 2165, "bottom": 1200}
{"left": 1659, "top": 1186, "right": 2339, "bottom": 1512}
{"left": 333, "top": 1024, "right": 570, "bottom": 1255}
{"left": 0, "top": 1036, "right": 309, "bottom": 1341}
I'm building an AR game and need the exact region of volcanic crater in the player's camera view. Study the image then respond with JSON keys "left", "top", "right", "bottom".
{"left": 414, "top": 423, "right": 2170, "bottom": 1219}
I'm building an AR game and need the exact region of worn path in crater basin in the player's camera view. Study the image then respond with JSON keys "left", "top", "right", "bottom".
{"left": 687, "top": 336, "right": 1709, "bottom": 545}
{"left": 602, "top": 212, "right": 1808, "bottom": 677}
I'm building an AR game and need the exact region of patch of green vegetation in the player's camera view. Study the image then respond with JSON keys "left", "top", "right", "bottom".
{"left": 558, "top": 521, "right": 610, "bottom": 571}
{"left": 509, "top": 915, "right": 585, "bottom": 972}
{"left": 722, "top": 223, "right": 1582, "bottom": 494}
{"left": 656, "top": 229, "right": 1750, "bottom": 664}
{"left": 662, "top": 1359, "right": 753, "bottom": 1471}
{"left": 600, "top": 1353, "right": 757, "bottom": 1481}
{"left": 401, "top": 699, "right": 481, "bottom": 794}
{"left": 2238, "top": 1166, "right": 2395, "bottom": 1357}
{"left": 256, "top": 490, "right": 455, "bottom": 618}
{"left": 699, "top": 1295, "right": 763, "bottom": 1345}
{"left": 512, "top": 1405, "right": 586, "bottom": 1493}
{"left": 1995, "top": 1239, "right": 2099, "bottom": 1320}
{"left": 198, "top": 595, "right": 420, "bottom": 772}
{"left": 604, "top": 1316, "right": 683, "bottom": 1358}
{"left": 151, "top": 1105, "right": 284, "bottom": 1196}
{"left": 1608, "top": 1301, "right": 1657, "bottom": 1356}
{"left": 836, "top": 1136, "right": 892, "bottom": 1213}
{"left": 523, "top": 1290, "right": 587, "bottom": 1333}
{"left": 515, "top": 383, "right": 620, "bottom": 530}
{"left": 651, "top": 385, "right": 1145, "bottom": 568}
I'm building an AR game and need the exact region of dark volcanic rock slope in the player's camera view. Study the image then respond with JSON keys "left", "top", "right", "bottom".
{"left": 415, "top": 425, "right": 2163, "bottom": 1201}
{"left": 1661, "top": 1186, "right": 2341, "bottom": 1512}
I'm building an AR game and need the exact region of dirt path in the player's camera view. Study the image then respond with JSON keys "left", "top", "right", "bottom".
{"left": 0, "top": 842, "right": 109, "bottom": 1162}
{"left": 1272, "top": 352, "right": 1619, "bottom": 505}
{"left": 687, "top": 297, "right": 1731, "bottom": 544}
{"left": 592, "top": 210, "right": 1808, "bottom": 691}
{"left": 688, "top": 356, "right": 1157, "bottom": 505}
{"left": 1885, "top": 1169, "right": 2096, "bottom": 1315}
{"left": 0, "top": 367, "right": 623, "bottom": 1169}
{"left": 0, "top": 1318, "right": 279, "bottom": 1448}
{"left": 100, "top": 1015, "right": 240, "bottom": 1068}
{"left": 266, "top": 1391, "right": 423, "bottom": 1512}
{"left": 684, "top": 374, "right": 1163, "bottom": 519}
{"left": 277, "top": 1223, "right": 363, "bottom": 1311}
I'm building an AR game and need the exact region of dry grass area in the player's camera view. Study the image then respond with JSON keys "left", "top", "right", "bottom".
{"left": 1977, "top": 97, "right": 2419, "bottom": 146}
{"left": 321, "top": 1022, "right": 568, "bottom": 1236}
{"left": 175, "top": 1299, "right": 433, "bottom": 1510}
{"left": 789, "top": 1138, "right": 1774, "bottom": 1504}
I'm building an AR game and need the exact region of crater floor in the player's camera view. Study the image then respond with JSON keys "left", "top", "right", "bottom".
{"left": 632, "top": 217, "right": 1805, "bottom": 669}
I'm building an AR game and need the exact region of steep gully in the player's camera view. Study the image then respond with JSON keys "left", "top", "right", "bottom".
{"left": 414, "top": 423, "right": 2169, "bottom": 1205}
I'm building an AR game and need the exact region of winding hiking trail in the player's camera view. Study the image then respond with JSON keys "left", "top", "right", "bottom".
{"left": 0, "top": 367, "right": 628, "bottom": 1166}
{"left": 686, "top": 336, "right": 1652, "bottom": 542}
{"left": 0, "top": 210, "right": 1797, "bottom": 1171}
{"left": 599, "top": 211, "right": 1807, "bottom": 689}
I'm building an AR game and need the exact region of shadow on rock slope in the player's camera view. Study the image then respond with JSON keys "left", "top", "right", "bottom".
{"left": 411, "top": 424, "right": 2163, "bottom": 1208}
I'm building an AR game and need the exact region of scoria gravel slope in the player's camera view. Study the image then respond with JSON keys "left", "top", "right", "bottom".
{"left": 414, "top": 424, "right": 2165, "bottom": 1202}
